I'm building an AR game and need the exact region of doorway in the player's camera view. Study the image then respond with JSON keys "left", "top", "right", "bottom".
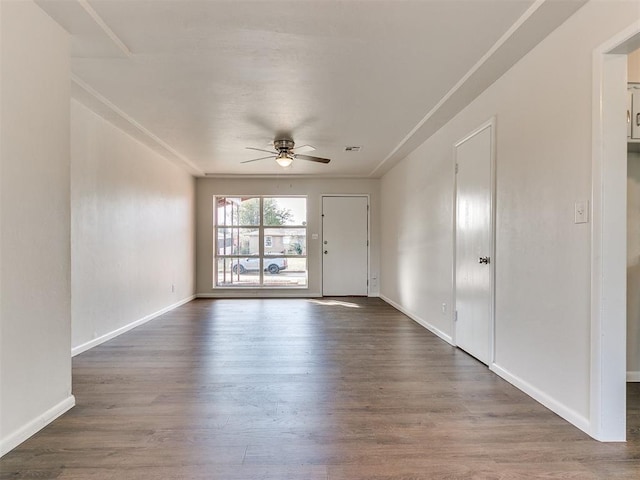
{"left": 321, "top": 195, "right": 369, "bottom": 296}
{"left": 627, "top": 47, "right": 640, "bottom": 385}
{"left": 454, "top": 120, "right": 496, "bottom": 365}
{"left": 592, "top": 26, "right": 640, "bottom": 441}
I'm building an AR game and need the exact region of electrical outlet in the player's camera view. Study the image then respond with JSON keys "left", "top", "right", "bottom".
{"left": 171, "top": 284, "right": 175, "bottom": 293}
{"left": 574, "top": 200, "right": 589, "bottom": 224}
{"left": 441, "top": 303, "right": 447, "bottom": 314}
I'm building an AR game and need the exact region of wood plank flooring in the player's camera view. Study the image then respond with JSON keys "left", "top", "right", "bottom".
{"left": 1, "top": 297, "right": 639, "bottom": 479}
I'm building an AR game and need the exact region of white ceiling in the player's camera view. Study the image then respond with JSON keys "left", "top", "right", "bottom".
{"left": 37, "top": 0, "right": 586, "bottom": 177}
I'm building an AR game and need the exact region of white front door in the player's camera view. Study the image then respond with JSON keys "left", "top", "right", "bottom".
{"left": 455, "top": 121, "right": 494, "bottom": 365}
{"left": 322, "top": 196, "right": 368, "bottom": 296}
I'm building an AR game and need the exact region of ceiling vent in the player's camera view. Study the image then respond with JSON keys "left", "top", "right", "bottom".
{"left": 344, "top": 146, "right": 362, "bottom": 152}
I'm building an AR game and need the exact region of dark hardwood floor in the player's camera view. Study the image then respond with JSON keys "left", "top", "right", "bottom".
{"left": 1, "top": 297, "right": 639, "bottom": 479}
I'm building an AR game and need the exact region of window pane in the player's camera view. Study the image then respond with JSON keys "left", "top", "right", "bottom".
{"left": 216, "top": 258, "right": 260, "bottom": 286}
{"left": 263, "top": 258, "right": 307, "bottom": 287}
{"left": 216, "top": 197, "right": 260, "bottom": 226}
{"left": 216, "top": 228, "right": 259, "bottom": 255}
{"left": 264, "top": 228, "right": 306, "bottom": 255}
{"left": 214, "top": 195, "right": 307, "bottom": 289}
{"left": 263, "top": 197, "right": 306, "bottom": 226}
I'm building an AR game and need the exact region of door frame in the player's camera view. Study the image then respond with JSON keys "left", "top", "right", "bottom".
{"left": 591, "top": 21, "right": 640, "bottom": 442}
{"left": 452, "top": 117, "right": 497, "bottom": 365}
{"left": 320, "top": 194, "right": 370, "bottom": 297}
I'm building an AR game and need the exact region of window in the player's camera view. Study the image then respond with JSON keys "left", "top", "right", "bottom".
{"left": 214, "top": 196, "right": 307, "bottom": 288}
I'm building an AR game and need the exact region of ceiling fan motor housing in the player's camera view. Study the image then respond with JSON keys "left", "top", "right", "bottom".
{"left": 273, "top": 139, "right": 295, "bottom": 152}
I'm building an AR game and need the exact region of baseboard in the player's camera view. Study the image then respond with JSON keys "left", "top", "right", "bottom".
{"left": 0, "top": 395, "right": 75, "bottom": 457}
{"left": 627, "top": 371, "right": 640, "bottom": 382}
{"left": 491, "top": 363, "right": 591, "bottom": 435}
{"left": 379, "top": 294, "right": 454, "bottom": 345}
{"left": 196, "top": 292, "right": 322, "bottom": 298}
{"left": 72, "top": 295, "right": 196, "bottom": 356}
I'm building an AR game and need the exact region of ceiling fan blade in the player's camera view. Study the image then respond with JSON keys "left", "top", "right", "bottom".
{"left": 295, "top": 154, "right": 331, "bottom": 164}
{"left": 241, "top": 155, "right": 276, "bottom": 164}
{"left": 245, "top": 147, "right": 277, "bottom": 155}
{"left": 291, "top": 144, "right": 315, "bottom": 154}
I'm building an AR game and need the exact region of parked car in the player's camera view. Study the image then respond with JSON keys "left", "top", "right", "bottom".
{"left": 231, "top": 256, "right": 288, "bottom": 274}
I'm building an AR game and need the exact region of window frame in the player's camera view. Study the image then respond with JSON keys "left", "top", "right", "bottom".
{"left": 213, "top": 195, "right": 308, "bottom": 288}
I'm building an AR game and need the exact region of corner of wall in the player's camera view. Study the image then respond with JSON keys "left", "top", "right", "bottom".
{"left": 0, "top": 396, "right": 75, "bottom": 458}
{"left": 379, "top": 295, "right": 453, "bottom": 345}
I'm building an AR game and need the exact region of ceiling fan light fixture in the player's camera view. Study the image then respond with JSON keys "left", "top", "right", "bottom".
{"left": 244, "top": 139, "right": 330, "bottom": 166}
{"left": 275, "top": 152, "right": 293, "bottom": 167}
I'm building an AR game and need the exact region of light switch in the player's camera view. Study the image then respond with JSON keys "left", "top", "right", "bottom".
{"left": 311, "top": 233, "right": 318, "bottom": 240}
{"left": 574, "top": 200, "right": 589, "bottom": 224}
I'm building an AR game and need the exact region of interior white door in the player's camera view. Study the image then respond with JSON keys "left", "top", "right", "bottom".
{"left": 322, "top": 196, "right": 368, "bottom": 296}
{"left": 455, "top": 123, "right": 494, "bottom": 365}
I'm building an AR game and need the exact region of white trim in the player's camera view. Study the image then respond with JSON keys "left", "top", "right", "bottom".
{"left": 453, "top": 118, "right": 495, "bottom": 148}
{"left": 71, "top": 295, "right": 195, "bottom": 356}
{"left": 370, "top": 1, "right": 545, "bottom": 176}
{"left": 380, "top": 295, "right": 454, "bottom": 345}
{"left": 451, "top": 138, "right": 458, "bottom": 344}
{"left": 0, "top": 395, "right": 75, "bottom": 457}
{"left": 77, "top": 0, "right": 131, "bottom": 57}
{"left": 453, "top": 118, "right": 497, "bottom": 365}
{"left": 491, "top": 363, "right": 590, "bottom": 435}
{"left": 197, "top": 292, "right": 321, "bottom": 299}
{"left": 627, "top": 371, "right": 640, "bottom": 382}
{"left": 590, "top": 21, "right": 640, "bottom": 443}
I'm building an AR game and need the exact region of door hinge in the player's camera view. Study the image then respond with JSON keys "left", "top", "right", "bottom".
{"left": 366, "top": 240, "right": 369, "bottom": 246}
{"left": 455, "top": 163, "right": 459, "bottom": 174}
{"left": 454, "top": 310, "right": 458, "bottom": 322}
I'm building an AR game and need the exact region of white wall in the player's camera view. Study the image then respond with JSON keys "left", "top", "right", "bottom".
{"left": 71, "top": 100, "right": 196, "bottom": 353}
{"left": 629, "top": 47, "right": 640, "bottom": 82}
{"left": 628, "top": 151, "right": 640, "bottom": 380}
{"left": 380, "top": 0, "right": 640, "bottom": 437}
{"left": 0, "top": 0, "right": 73, "bottom": 456}
{"left": 380, "top": 127, "right": 456, "bottom": 342}
{"left": 196, "top": 177, "right": 380, "bottom": 297}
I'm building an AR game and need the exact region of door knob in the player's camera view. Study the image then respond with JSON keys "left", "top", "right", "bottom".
{"left": 324, "top": 250, "right": 328, "bottom": 254}
{"left": 478, "top": 256, "right": 490, "bottom": 264}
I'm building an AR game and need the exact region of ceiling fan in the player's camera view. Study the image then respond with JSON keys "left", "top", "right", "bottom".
{"left": 243, "top": 139, "right": 330, "bottom": 168}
